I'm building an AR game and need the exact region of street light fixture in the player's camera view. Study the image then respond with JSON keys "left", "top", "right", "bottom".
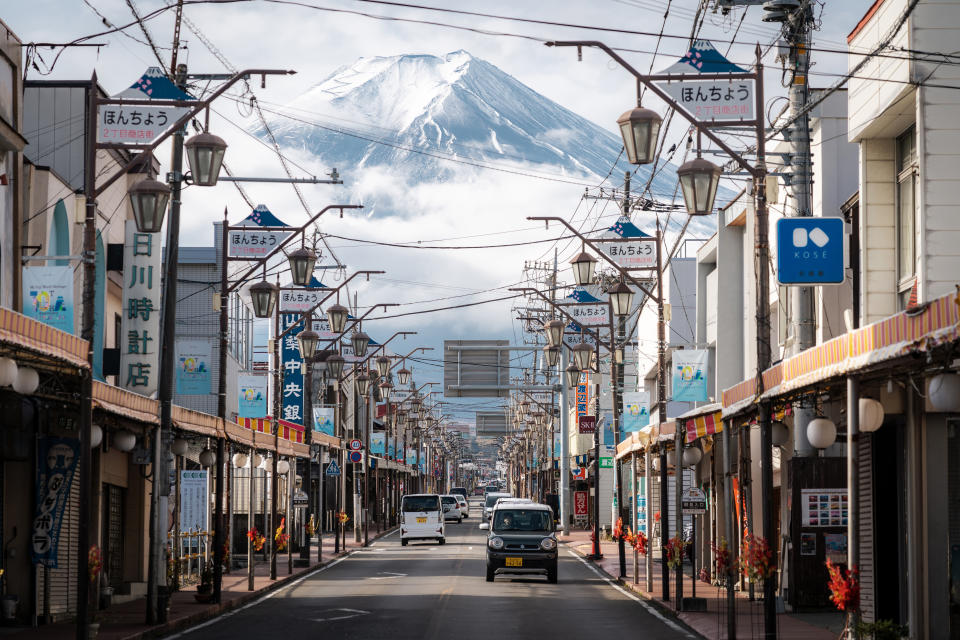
{"left": 128, "top": 177, "right": 171, "bottom": 233}
{"left": 543, "top": 344, "right": 560, "bottom": 368}
{"left": 183, "top": 131, "right": 227, "bottom": 187}
{"left": 249, "top": 280, "right": 279, "bottom": 318}
{"left": 565, "top": 362, "right": 581, "bottom": 389}
{"left": 296, "top": 329, "right": 320, "bottom": 361}
{"left": 677, "top": 156, "right": 722, "bottom": 216}
{"left": 572, "top": 342, "right": 594, "bottom": 372}
{"left": 397, "top": 366, "right": 411, "bottom": 386}
{"left": 325, "top": 353, "right": 345, "bottom": 379}
{"left": 570, "top": 248, "right": 597, "bottom": 287}
{"left": 544, "top": 319, "right": 565, "bottom": 347}
{"left": 616, "top": 106, "right": 662, "bottom": 165}
{"left": 376, "top": 355, "right": 392, "bottom": 379}
{"left": 355, "top": 372, "right": 371, "bottom": 397}
{"left": 351, "top": 330, "right": 370, "bottom": 358}
{"left": 287, "top": 247, "right": 318, "bottom": 287}
{"left": 608, "top": 280, "right": 635, "bottom": 317}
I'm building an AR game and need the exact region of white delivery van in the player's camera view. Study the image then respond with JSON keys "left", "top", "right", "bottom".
{"left": 400, "top": 493, "right": 445, "bottom": 546}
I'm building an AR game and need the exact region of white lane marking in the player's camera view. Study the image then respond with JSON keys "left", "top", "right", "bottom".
{"left": 369, "top": 571, "right": 407, "bottom": 580}
{"left": 313, "top": 607, "right": 370, "bottom": 622}
{"left": 164, "top": 551, "right": 358, "bottom": 638}
{"left": 566, "top": 550, "right": 695, "bottom": 638}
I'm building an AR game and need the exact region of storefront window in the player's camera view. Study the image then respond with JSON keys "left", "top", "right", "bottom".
{"left": 895, "top": 127, "right": 916, "bottom": 306}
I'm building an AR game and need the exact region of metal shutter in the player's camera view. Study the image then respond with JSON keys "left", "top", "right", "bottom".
{"left": 859, "top": 433, "right": 875, "bottom": 624}
{"left": 38, "top": 467, "right": 80, "bottom": 617}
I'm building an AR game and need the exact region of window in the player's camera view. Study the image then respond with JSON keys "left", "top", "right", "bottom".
{"left": 895, "top": 127, "right": 917, "bottom": 301}
{"left": 402, "top": 495, "right": 440, "bottom": 512}
{"left": 493, "top": 509, "right": 552, "bottom": 532}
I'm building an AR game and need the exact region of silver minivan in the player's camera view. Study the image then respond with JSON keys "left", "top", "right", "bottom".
{"left": 400, "top": 494, "right": 445, "bottom": 546}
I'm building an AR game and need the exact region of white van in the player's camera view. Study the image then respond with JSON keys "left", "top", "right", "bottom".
{"left": 400, "top": 494, "right": 445, "bottom": 546}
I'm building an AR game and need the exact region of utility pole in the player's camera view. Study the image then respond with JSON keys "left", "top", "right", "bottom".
{"left": 614, "top": 172, "right": 630, "bottom": 580}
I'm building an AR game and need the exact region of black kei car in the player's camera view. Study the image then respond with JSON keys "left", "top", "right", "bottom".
{"left": 485, "top": 502, "right": 558, "bottom": 583}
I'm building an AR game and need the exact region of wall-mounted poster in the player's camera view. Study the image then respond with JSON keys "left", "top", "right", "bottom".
{"left": 622, "top": 391, "right": 650, "bottom": 432}
{"left": 23, "top": 265, "right": 74, "bottom": 334}
{"left": 313, "top": 407, "right": 335, "bottom": 436}
{"left": 175, "top": 340, "right": 211, "bottom": 395}
{"left": 801, "top": 488, "right": 848, "bottom": 527}
{"left": 237, "top": 374, "right": 268, "bottom": 419}
{"left": 800, "top": 532, "right": 817, "bottom": 556}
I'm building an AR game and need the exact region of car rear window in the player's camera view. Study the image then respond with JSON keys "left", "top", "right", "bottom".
{"left": 402, "top": 496, "right": 440, "bottom": 512}
{"left": 441, "top": 496, "right": 457, "bottom": 505}
{"left": 493, "top": 509, "right": 552, "bottom": 532}
{"left": 485, "top": 494, "right": 509, "bottom": 509}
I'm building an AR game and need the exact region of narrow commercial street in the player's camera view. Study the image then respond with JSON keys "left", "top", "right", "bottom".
{"left": 170, "top": 501, "right": 693, "bottom": 640}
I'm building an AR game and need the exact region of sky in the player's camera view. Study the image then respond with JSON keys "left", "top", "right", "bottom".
{"left": 5, "top": 0, "right": 877, "bottom": 424}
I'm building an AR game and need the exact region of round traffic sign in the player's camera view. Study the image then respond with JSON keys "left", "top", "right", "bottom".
{"left": 348, "top": 439, "right": 362, "bottom": 451}
{"left": 348, "top": 450, "right": 363, "bottom": 463}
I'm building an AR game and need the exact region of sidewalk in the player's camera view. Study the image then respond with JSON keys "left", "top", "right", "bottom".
{"left": 7, "top": 528, "right": 393, "bottom": 640}
{"left": 561, "top": 530, "right": 841, "bottom": 640}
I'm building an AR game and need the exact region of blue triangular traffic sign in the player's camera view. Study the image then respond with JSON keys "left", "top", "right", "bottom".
{"left": 325, "top": 460, "right": 341, "bottom": 476}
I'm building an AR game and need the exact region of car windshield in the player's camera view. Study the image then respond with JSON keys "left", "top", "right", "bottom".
{"left": 492, "top": 509, "right": 552, "bottom": 532}
{"left": 485, "top": 494, "right": 510, "bottom": 509}
{"left": 402, "top": 496, "right": 439, "bottom": 512}
{"left": 441, "top": 496, "right": 457, "bottom": 505}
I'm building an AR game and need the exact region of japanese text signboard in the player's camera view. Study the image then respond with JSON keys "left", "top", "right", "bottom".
{"left": 574, "top": 491, "right": 589, "bottom": 518}
{"left": 279, "top": 288, "right": 327, "bottom": 313}
{"left": 227, "top": 228, "right": 293, "bottom": 258}
{"left": 596, "top": 238, "right": 657, "bottom": 269}
{"left": 120, "top": 220, "right": 161, "bottom": 396}
{"left": 179, "top": 470, "right": 208, "bottom": 533}
{"left": 776, "top": 217, "right": 846, "bottom": 285}
{"left": 280, "top": 313, "right": 305, "bottom": 426}
{"left": 576, "top": 372, "right": 591, "bottom": 419}
{"left": 654, "top": 40, "right": 755, "bottom": 123}
{"left": 97, "top": 67, "right": 191, "bottom": 144}
{"left": 682, "top": 487, "right": 707, "bottom": 515}
{"left": 578, "top": 415, "right": 597, "bottom": 435}
{"left": 31, "top": 438, "right": 80, "bottom": 567}
{"left": 567, "top": 303, "right": 609, "bottom": 327}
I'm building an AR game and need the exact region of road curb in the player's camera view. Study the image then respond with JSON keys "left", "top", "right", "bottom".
{"left": 145, "top": 528, "right": 398, "bottom": 640}
{"left": 561, "top": 540, "right": 706, "bottom": 640}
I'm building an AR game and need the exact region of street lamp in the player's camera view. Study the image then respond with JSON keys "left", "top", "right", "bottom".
{"left": 287, "top": 247, "right": 317, "bottom": 287}
{"left": 249, "top": 280, "right": 279, "bottom": 318}
{"left": 184, "top": 131, "right": 227, "bottom": 187}
{"left": 608, "top": 280, "right": 635, "bottom": 317}
{"left": 572, "top": 342, "right": 594, "bottom": 372}
{"left": 565, "top": 362, "right": 581, "bottom": 389}
{"left": 355, "top": 372, "right": 371, "bottom": 397}
{"left": 543, "top": 344, "right": 560, "bottom": 368}
{"left": 616, "top": 106, "right": 662, "bottom": 165}
{"left": 677, "top": 156, "right": 722, "bottom": 216}
{"left": 128, "top": 177, "right": 171, "bottom": 233}
{"left": 297, "top": 329, "right": 320, "bottom": 360}
{"left": 327, "top": 303, "right": 349, "bottom": 334}
{"left": 397, "top": 366, "right": 411, "bottom": 386}
{"left": 351, "top": 330, "right": 370, "bottom": 358}
{"left": 570, "top": 248, "right": 597, "bottom": 287}
{"left": 325, "top": 353, "right": 345, "bottom": 379}
{"left": 376, "top": 355, "right": 392, "bottom": 379}
{"left": 544, "top": 319, "right": 565, "bottom": 347}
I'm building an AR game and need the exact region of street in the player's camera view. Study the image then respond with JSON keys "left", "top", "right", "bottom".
{"left": 170, "top": 501, "right": 693, "bottom": 640}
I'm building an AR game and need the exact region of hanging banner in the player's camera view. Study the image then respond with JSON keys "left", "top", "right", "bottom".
{"left": 370, "top": 432, "right": 386, "bottom": 455}
{"left": 280, "top": 313, "right": 305, "bottom": 426}
{"left": 22, "top": 265, "right": 74, "bottom": 334}
{"left": 600, "top": 412, "right": 615, "bottom": 453}
{"left": 179, "top": 469, "right": 208, "bottom": 533}
{"left": 96, "top": 66, "right": 192, "bottom": 144}
{"left": 237, "top": 374, "right": 268, "bottom": 418}
{"left": 120, "top": 220, "right": 162, "bottom": 396}
{"left": 406, "top": 447, "right": 417, "bottom": 465}
{"left": 31, "top": 437, "right": 80, "bottom": 567}
{"left": 672, "top": 349, "right": 709, "bottom": 402}
{"left": 313, "top": 406, "right": 335, "bottom": 436}
{"left": 622, "top": 391, "right": 651, "bottom": 432}
{"left": 388, "top": 439, "right": 396, "bottom": 460}
{"left": 576, "top": 372, "right": 591, "bottom": 418}
{"left": 175, "top": 339, "right": 211, "bottom": 395}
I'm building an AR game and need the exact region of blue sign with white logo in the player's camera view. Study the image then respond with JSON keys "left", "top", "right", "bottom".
{"left": 776, "top": 218, "right": 845, "bottom": 285}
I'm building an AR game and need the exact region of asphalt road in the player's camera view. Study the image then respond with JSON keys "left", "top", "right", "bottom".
{"left": 169, "top": 500, "right": 695, "bottom": 640}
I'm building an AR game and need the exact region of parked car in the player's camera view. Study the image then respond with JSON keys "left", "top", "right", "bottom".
{"left": 485, "top": 502, "right": 558, "bottom": 583}
{"left": 451, "top": 487, "right": 468, "bottom": 499}
{"left": 483, "top": 492, "right": 512, "bottom": 521}
{"left": 400, "top": 494, "right": 445, "bottom": 546}
{"left": 441, "top": 495, "right": 462, "bottom": 523}
{"left": 453, "top": 494, "right": 469, "bottom": 518}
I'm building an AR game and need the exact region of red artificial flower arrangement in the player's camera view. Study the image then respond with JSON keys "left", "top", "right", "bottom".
{"left": 247, "top": 527, "right": 266, "bottom": 552}
{"left": 275, "top": 517, "right": 290, "bottom": 552}
{"left": 712, "top": 537, "right": 737, "bottom": 579}
{"left": 664, "top": 535, "right": 685, "bottom": 569}
{"left": 740, "top": 533, "right": 775, "bottom": 584}
{"left": 633, "top": 530, "right": 648, "bottom": 556}
{"left": 612, "top": 517, "right": 625, "bottom": 541}
{"left": 88, "top": 545, "right": 103, "bottom": 583}
{"left": 825, "top": 559, "right": 859, "bottom": 612}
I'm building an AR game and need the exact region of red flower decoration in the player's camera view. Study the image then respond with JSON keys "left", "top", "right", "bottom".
{"left": 826, "top": 560, "right": 859, "bottom": 612}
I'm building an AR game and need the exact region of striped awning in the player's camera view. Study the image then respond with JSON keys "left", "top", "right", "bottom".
{"left": 685, "top": 410, "right": 723, "bottom": 443}
{"left": 0, "top": 307, "right": 89, "bottom": 369}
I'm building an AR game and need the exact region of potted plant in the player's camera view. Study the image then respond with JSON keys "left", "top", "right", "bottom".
{"left": 87, "top": 545, "right": 103, "bottom": 638}
{"left": 194, "top": 565, "right": 214, "bottom": 604}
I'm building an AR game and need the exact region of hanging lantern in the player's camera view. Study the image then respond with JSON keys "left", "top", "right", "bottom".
{"left": 807, "top": 416, "right": 837, "bottom": 449}
{"left": 90, "top": 424, "right": 103, "bottom": 449}
{"left": 544, "top": 319, "right": 565, "bottom": 348}
{"left": 233, "top": 452, "right": 249, "bottom": 468}
{"left": 616, "top": 106, "right": 662, "bottom": 165}
{"left": 171, "top": 438, "right": 189, "bottom": 456}
{"left": 572, "top": 342, "right": 594, "bottom": 371}
{"left": 570, "top": 250, "right": 597, "bottom": 287}
{"left": 397, "top": 367, "right": 411, "bottom": 386}
{"left": 355, "top": 372, "right": 371, "bottom": 397}
{"left": 928, "top": 372, "right": 960, "bottom": 412}
{"left": 608, "top": 280, "right": 635, "bottom": 317}
{"left": 199, "top": 448, "right": 216, "bottom": 467}
{"left": 326, "top": 303, "right": 349, "bottom": 334}
{"left": 376, "top": 355, "right": 392, "bottom": 378}
{"left": 251, "top": 453, "right": 264, "bottom": 468}
{"left": 297, "top": 329, "right": 320, "bottom": 360}
{"left": 277, "top": 459, "right": 290, "bottom": 475}
{"left": 770, "top": 421, "right": 790, "bottom": 447}
{"left": 677, "top": 157, "right": 722, "bottom": 216}
{"left": 287, "top": 247, "right": 317, "bottom": 288}
{"left": 248, "top": 280, "right": 278, "bottom": 318}
{"left": 0, "top": 357, "right": 17, "bottom": 387}
{"left": 325, "top": 353, "right": 345, "bottom": 379}
{"left": 858, "top": 397, "right": 885, "bottom": 432}
{"left": 682, "top": 446, "right": 703, "bottom": 467}
{"left": 351, "top": 331, "right": 370, "bottom": 358}
{"left": 128, "top": 178, "right": 171, "bottom": 233}
{"left": 651, "top": 456, "right": 660, "bottom": 472}
{"left": 114, "top": 430, "right": 137, "bottom": 453}
{"left": 183, "top": 131, "right": 227, "bottom": 187}
{"left": 543, "top": 344, "right": 560, "bottom": 368}
{"left": 12, "top": 367, "right": 39, "bottom": 394}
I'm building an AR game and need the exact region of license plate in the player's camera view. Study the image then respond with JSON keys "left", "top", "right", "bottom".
{"left": 505, "top": 557, "right": 522, "bottom": 567}
{"left": 416, "top": 517, "right": 427, "bottom": 523}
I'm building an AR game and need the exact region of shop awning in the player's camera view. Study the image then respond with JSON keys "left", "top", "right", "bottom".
{"left": 676, "top": 402, "right": 723, "bottom": 443}
{"left": 92, "top": 381, "right": 159, "bottom": 425}
{"left": 0, "top": 308, "right": 89, "bottom": 370}
{"left": 172, "top": 405, "right": 219, "bottom": 437}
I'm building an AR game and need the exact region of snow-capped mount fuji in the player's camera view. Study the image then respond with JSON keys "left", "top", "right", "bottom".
{"left": 260, "top": 50, "right": 680, "bottom": 194}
